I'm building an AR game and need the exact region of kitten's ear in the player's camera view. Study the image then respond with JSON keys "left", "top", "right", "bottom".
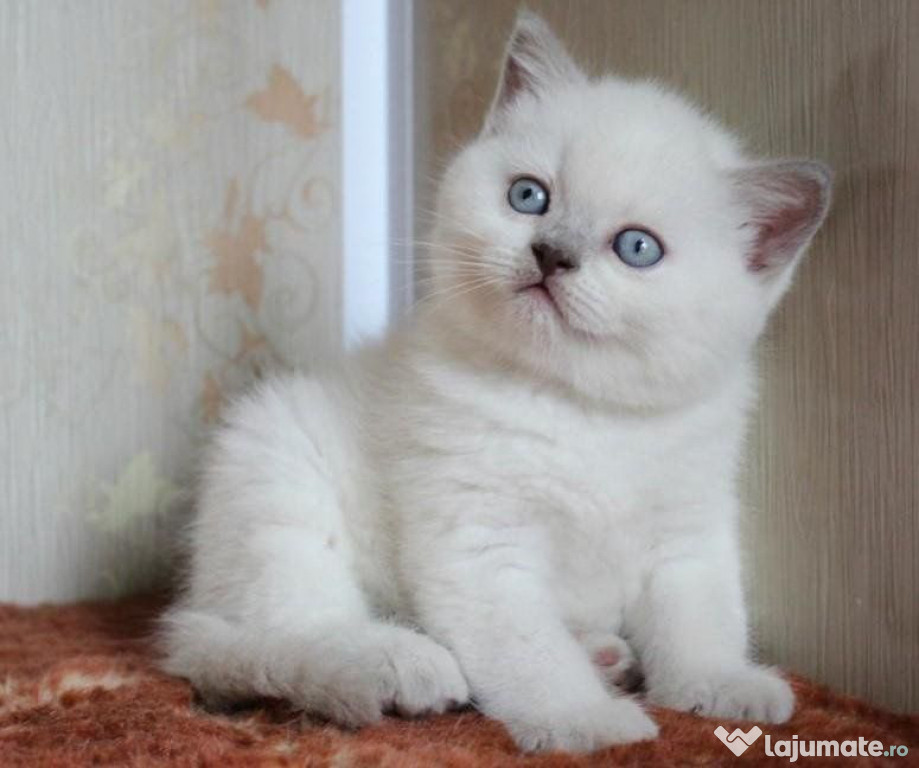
{"left": 733, "top": 160, "right": 832, "bottom": 292}
{"left": 482, "top": 11, "right": 585, "bottom": 134}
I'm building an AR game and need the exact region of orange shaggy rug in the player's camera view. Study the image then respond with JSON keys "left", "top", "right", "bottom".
{"left": 0, "top": 595, "right": 915, "bottom": 767}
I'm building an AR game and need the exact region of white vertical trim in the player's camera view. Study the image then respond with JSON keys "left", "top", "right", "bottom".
{"left": 342, "top": 0, "right": 389, "bottom": 347}
{"left": 341, "top": 0, "right": 414, "bottom": 349}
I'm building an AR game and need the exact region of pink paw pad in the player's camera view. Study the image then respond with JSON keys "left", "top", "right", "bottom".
{"left": 593, "top": 647, "right": 622, "bottom": 667}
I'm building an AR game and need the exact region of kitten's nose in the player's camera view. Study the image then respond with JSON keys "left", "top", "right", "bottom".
{"left": 531, "top": 242, "right": 580, "bottom": 278}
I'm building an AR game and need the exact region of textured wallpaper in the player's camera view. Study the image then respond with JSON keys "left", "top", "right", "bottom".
{"left": 1, "top": 0, "right": 340, "bottom": 602}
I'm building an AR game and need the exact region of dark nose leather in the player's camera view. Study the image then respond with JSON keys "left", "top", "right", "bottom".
{"left": 531, "top": 241, "right": 580, "bottom": 278}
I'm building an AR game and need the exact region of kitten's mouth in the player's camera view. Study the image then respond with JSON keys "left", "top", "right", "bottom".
{"left": 518, "top": 279, "right": 603, "bottom": 342}
{"left": 520, "top": 280, "right": 562, "bottom": 315}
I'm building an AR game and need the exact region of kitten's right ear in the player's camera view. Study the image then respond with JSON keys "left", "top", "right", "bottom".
{"left": 482, "top": 11, "right": 585, "bottom": 135}
{"left": 732, "top": 159, "right": 833, "bottom": 305}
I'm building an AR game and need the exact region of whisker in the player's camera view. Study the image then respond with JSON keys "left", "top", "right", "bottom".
{"left": 413, "top": 275, "right": 506, "bottom": 313}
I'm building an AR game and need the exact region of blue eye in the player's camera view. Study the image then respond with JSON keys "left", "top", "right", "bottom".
{"left": 613, "top": 228, "right": 664, "bottom": 268}
{"left": 508, "top": 177, "right": 549, "bottom": 215}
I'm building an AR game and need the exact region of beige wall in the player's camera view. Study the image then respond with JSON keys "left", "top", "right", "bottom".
{"left": 1, "top": 0, "right": 341, "bottom": 602}
{"left": 416, "top": 0, "right": 918, "bottom": 713}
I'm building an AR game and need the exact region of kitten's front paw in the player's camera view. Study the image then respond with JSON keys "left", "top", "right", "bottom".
{"left": 506, "top": 695, "right": 658, "bottom": 753}
{"left": 647, "top": 666, "right": 793, "bottom": 723}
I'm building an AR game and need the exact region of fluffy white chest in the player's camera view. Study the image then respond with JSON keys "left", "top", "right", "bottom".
{"left": 469, "top": 398, "right": 705, "bottom": 633}
{"left": 384, "top": 352, "right": 747, "bottom": 634}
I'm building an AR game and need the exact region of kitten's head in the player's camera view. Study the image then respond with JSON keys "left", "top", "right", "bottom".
{"left": 427, "top": 11, "right": 831, "bottom": 408}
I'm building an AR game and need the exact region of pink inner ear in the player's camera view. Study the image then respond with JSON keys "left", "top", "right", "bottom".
{"left": 742, "top": 164, "right": 830, "bottom": 273}
{"left": 496, "top": 24, "right": 559, "bottom": 111}
{"left": 501, "top": 54, "right": 529, "bottom": 107}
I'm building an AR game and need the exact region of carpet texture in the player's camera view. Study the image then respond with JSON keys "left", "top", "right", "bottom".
{"left": 0, "top": 596, "right": 915, "bottom": 767}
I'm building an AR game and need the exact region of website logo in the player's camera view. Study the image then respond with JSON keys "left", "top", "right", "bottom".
{"left": 714, "top": 725, "right": 764, "bottom": 756}
{"left": 713, "top": 726, "right": 910, "bottom": 761}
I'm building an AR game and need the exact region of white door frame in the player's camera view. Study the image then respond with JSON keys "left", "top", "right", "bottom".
{"left": 341, "top": 0, "right": 415, "bottom": 348}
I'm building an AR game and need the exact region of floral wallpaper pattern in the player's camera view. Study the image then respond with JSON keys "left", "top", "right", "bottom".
{"left": 1, "top": 0, "right": 340, "bottom": 601}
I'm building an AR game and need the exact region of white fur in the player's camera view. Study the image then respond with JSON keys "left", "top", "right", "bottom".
{"left": 161, "top": 12, "right": 830, "bottom": 754}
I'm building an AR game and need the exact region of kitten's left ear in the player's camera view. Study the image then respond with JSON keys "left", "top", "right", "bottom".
{"left": 482, "top": 11, "right": 585, "bottom": 134}
{"left": 733, "top": 160, "right": 833, "bottom": 296}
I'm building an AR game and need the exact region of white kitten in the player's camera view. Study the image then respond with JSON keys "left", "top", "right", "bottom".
{"left": 161, "top": 12, "right": 831, "bottom": 754}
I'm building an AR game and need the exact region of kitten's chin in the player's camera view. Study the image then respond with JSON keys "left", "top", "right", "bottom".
{"left": 427, "top": 300, "right": 735, "bottom": 412}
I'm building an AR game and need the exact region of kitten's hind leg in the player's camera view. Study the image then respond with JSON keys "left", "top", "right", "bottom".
{"left": 162, "top": 525, "right": 469, "bottom": 725}
{"left": 162, "top": 607, "right": 469, "bottom": 726}
{"left": 160, "top": 377, "right": 468, "bottom": 725}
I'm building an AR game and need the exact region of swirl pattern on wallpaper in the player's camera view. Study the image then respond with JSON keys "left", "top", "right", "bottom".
{"left": 2, "top": 0, "right": 340, "bottom": 600}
